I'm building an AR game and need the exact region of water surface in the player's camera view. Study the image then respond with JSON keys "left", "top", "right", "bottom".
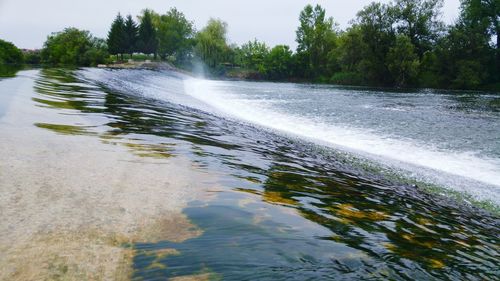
{"left": 1, "top": 68, "right": 498, "bottom": 280}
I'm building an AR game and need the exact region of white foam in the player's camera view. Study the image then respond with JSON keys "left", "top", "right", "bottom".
{"left": 183, "top": 78, "right": 500, "bottom": 204}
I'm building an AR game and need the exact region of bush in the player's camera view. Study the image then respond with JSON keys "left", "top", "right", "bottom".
{"left": 41, "top": 28, "right": 108, "bottom": 66}
{"left": 23, "top": 50, "right": 42, "bottom": 64}
{"left": 330, "top": 72, "right": 364, "bottom": 85}
{"left": 0, "top": 39, "right": 24, "bottom": 64}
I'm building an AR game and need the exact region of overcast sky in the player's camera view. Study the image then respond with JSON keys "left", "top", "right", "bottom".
{"left": 0, "top": 0, "right": 461, "bottom": 50}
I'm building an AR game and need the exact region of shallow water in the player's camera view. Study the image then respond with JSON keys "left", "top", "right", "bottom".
{"left": 1, "top": 68, "right": 499, "bottom": 280}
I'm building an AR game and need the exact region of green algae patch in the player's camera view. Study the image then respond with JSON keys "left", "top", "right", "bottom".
{"left": 35, "top": 123, "right": 97, "bottom": 136}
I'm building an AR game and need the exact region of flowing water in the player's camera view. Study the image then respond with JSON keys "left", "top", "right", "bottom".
{"left": 1, "top": 68, "right": 499, "bottom": 280}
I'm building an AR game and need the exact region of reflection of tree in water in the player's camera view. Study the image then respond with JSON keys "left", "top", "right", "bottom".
{"left": 0, "top": 64, "right": 23, "bottom": 78}
{"left": 237, "top": 147, "right": 500, "bottom": 279}
{"left": 33, "top": 68, "right": 241, "bottom": 160}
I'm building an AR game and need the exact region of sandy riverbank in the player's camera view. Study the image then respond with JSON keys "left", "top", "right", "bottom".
{"left": 0, "top": 71, "right": 214, "bottom": 280}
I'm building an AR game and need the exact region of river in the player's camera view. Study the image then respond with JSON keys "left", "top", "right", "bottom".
{"left": 1, "top": 68, "right": 499, "bottom": 280}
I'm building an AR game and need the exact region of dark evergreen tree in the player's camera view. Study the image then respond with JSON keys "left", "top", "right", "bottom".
{"left": 138, "top": 10, "right": 157, "bottom": 58}
{"left": 107, "top": 13, "right": 126, "bottom": 60}
{"left": 124, "top": 15, "right": 138, "bottom": 58}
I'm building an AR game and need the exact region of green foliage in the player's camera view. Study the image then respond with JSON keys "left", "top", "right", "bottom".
{"left": 431, "top": 4, "right": 495, "bottom": 89}
{"left": 157, "top": 8, "right": 194, "bottom": 63}
{"left": 238, "top": 39, "right": 269, "bottom": 72}
{"left": 82, "top": 38, "right": 109, "bottom": 66}
{"left": 330, "top": 72, "right": 364, "bottom": 85}
{"left": 107, "top": 13, "right": 126, "bottom": 57}
{"left": 138, "top": 9, "right": 158, "bottom": 56}
{"left": 195, "top": 18, "right": 230, "bottom": 69}
{"left": 0, "top": 64, "right": 22, "bottom": 77}
{"left": 453, "top": 60, "right": 486, "bottom": 88}
{"left": 27, "top": 2, "right": 499, "bottom": 90}
{"left": 41, "top": 28, "right": 108, "bottom": 66}
{"left": 124, "top": 15, "right": 139, "bottom": 56}
{"left": 418, "top": 51, "right": 440, "bottom": 88}
{"left": 0, "top": 39, "right": 24, "bottom": 64}
{"left": 23, "top": 50, "right": 42, "bottom": 64}
{"left": 265, "top": 45, "right": 294, "bottom": 80}
{"left": 355, "top": 2, "right": 396, "bottom": 86}
{"left": 459, "top": 0, "right": 499, "bottom": 82}
{"left": 392, "top": 0, "right": 445, "bottom": 56}
{"left": 334, "top": 26, "right": 366, "bottom": 74}
{"left": 387, "top": 35, "right": 420, "bottom": 87}
{"left": 296, "top": 4, "right": 337, "bottom": 78}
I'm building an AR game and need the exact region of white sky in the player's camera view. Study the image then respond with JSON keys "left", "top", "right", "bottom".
{"left": 0, "top": 0, "right": 461, "bottom": 50}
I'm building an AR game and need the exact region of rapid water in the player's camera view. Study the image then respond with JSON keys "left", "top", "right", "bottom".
{"left": 5, "top": 68, "right": 498, "bottom": 280}
{"left": 85, "top": 69, "right": 500, "bottom": 205}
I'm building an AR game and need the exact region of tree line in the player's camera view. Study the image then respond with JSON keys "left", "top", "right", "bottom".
{"left": 103, "top": 0, "right": 499, "bottom": 89}
{"left": 1, "top": 0, "right": 498, "bottom": 90}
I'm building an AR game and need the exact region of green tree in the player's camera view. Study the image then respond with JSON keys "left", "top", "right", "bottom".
{"left": 124, "top": 15, "right": 138, "bottom": 58}
{"left": 336, "top": 26, "right": 366, "bottom": 72}
{"left": 387, "top": 35, "right": 420, "bottom": 87}
{"left": 430, "top": 0, "right": 498, "bottom": 89}
{"left": 264, "top": 45, "right": 294, "bottom": 80}
{"left": 329, "top": 26, "right": 366, "bottom": 85}
{"left": 107, "top": 13, "right": 126, "bottom": 60}
{"left": 393, "top": 0, "right": 445, "bottom": 57}
{"left": 461, "top": 0, "right": 499, "bottom": 49}
{"left": 296, "top": 4, "right": 337, "bottom": 78}
{"left": 82, "top": 37, "right": 109, "bottom": 66}
{"left": 239, "top": 39, "right": 269, "bottom": 72}
{"left": 418, "top": 50, "right": 440, "bottom": 87}
{"left": 460, "top": 0, "right": 499, "bottom": 78}
{"left": 41, "top": 27, "right": 108, "bottom": 66}
{"left": 157, "top": 8, "right": 194, "bottom": 63}
{"left": 195, "top": 18, "right": 230, "bottom": 69}
{"left": 0, "top": 39, "right": 24, "bottom": 64}
{"left": 138, "top": 9, "right": 158, "bottom": 58}
{"left": 23, "top": 50, "right": 42, "bottom": 64}
{"left": 355, "top": 2, "right": 396, "bottom": 85}
{"left": 442, "top": 24, "right": 492, "bottom": 88}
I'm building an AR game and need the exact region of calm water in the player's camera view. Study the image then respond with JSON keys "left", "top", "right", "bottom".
{"left": 2, "top": 68, "right": 499, "bottom": 280}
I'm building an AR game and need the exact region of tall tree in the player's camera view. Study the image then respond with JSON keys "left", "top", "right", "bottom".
{"left": 157, "top": 8, "right": 194, "bottom": 63}
{"left": 296, "top": 4, "right": 337, "bottom": 78}
{"left": 355, "top": 2, "right": 396, "bottom": 85}
{"left": 107, "top": 13, "right": 126, "bottom": 60}
{"left": 195, "top": 18, "right": 230, "bottom": 69}
{"left": 138, "top": 9, "right": 158, "bottom": 58}
{"left": 387, "top": 35, "right": 420, "bottom": 86}
{"left": 393, "top": 0, "right": 445, "bottom": 57}
{"left": 124, "top": 14, "right": 138, "bottom": 58}
{"left": 460, "top": 0, "right": 499, "bottom": 76}
{"left": 335, "top": 26, "right": 366, "bottom": 73}
{"left": 265, "top": 45, "right": 294, "bottom": 80}
{"left": 239, "top": 39, "right": 269, "bottom": 72}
